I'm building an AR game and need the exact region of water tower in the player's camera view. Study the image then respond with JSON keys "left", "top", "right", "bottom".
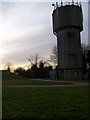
{"left": 52, "top": 1, "right": 83, "bottom": 80}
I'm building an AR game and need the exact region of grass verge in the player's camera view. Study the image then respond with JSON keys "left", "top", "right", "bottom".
{"left": 2, "top": 86, "right": 89, "bottom": 119}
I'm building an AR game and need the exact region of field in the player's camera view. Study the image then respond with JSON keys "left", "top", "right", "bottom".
{"left": 2, "top": 73, "right": 89, "bottom": 119}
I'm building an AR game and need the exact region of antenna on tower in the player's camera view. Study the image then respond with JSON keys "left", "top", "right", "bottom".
{"left": 72, "top": 0, "right": 74, "bottom": 5}
{"left": 52, "top": 3, "right": 55, "bottom": 9}
{"left": 68, "top": 1, "right": 70, "bottom": 5}
{"left": 66, "top": 1, "right": 67, "bottom": 5}
{"left": 76, "top": 0, "right": 78, "bottom": 5}
{"left": 61, "top": 0, "right": 63, "bottom": 6}
{"left": 56, "top": 2, "right": 58, "bottom": 8}
{"left": 79, "top": 2, "right": 82, "bottom": 7}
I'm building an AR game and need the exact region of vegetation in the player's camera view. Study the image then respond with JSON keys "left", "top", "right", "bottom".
{"left": 2, "top": 44, "right": 90, "bottom": 80}
{"left": 2, "top": 71, "right": 89, "bottom": 119}
{"left": 1, "top": 44, "right": 89, "bottom": 119}
{"left": 82, "top": 47, "right": 90, "bottom": 79}
{"left": 2, "top": 71, "right": 23, "bottom": 81}
{"left": 14, "top": 45, "right": 90, "bottom": 80}
{"left": 2, "top": 72, "right": 71, "bottom": 85}
{"left": 2, "top": 86, "right": 88, "bottom": 119}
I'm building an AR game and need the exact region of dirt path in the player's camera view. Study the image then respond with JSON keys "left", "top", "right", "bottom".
{"left": 3, "top": 81, "right": 89, "bottom": 88}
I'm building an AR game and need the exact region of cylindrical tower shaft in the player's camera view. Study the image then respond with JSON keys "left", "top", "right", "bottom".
{"left": 52, "top": 3, "right": 83, "bottom": 80}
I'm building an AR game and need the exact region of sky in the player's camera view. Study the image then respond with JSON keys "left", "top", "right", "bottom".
{"left": 0, "top": 0, "right": 89, "bottom": 69}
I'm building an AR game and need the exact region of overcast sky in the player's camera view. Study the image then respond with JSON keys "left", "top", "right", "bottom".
{"left": 0, "top": 0, "right": 89, "bottom": 69}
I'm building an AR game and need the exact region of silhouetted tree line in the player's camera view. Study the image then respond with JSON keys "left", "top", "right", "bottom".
{"left": 14, "top": 62, "right": 58, "bottom": 79}
{"left": 82, "top": 46, "right": 90, "bottom": 79}
{"left": 4, "top": 44, "right": 90, "bottom": 80}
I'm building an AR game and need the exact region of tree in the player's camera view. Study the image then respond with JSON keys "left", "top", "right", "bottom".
{"left": 81, "top": 44, "right": 90, "bottom": 79}
{"left": 3, "top": 62, "right": 14, "bottom": 72}
{"left": 49, "top": 46, "right": 58, "bottom": 67}
{"left": 87, "top": 50, "right": 90, "bottom": 63}
{"left": 39, "top": 61, "right": 44, "bottom": 69}
{"left": 14, "top": 67, "right": 25, "bottom": 76}
{"left": 86, "top": 49, "right": 90, "bottom": 79}
{"left": 28, "top": 53, "right": 41, "bottom": 67}
{"left": 82, "top": 50, "right": 87, "bottom": 74}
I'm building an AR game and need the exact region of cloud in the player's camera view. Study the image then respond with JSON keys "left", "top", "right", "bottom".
{"left": 1, "top": 0, "right": 89, "bottom": 2}
{"left": 0, "top": 1, "right": 88, "bottom": 69}
{"left": 81, "top": 2, "right": 88, "bottom": 44}
{"left": 0, "top": 2, "right": 56, "bottom": 68}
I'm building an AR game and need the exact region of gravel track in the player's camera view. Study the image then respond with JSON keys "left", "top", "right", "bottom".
{"left": 2, "top": 81, "right": 89, "bottom": 88}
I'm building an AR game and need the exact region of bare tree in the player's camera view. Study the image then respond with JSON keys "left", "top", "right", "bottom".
{"left": 81, "top": 43, "right": 90, "bottom": 51}
{"left": 28, "top": 53, "right": 50, "bottom": 68}
{"left": 49, "top": 46, "right": 58, "bottom": 67}
{"left": 28, "top": 53, "right": 41, "bottom": 67}
{"left": 3, "top": 62, "right": 14, "bottom": 72}
{"left": 39, "top": 59, "right": 50, "bottom": 67}
{"left": 81, "top": 43, "right": 90, "bottom": 75}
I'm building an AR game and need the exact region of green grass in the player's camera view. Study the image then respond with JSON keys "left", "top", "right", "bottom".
{"left": 2, "top": 74, "right": 88, "bottom": 86}
{"left": 2, "top": 72, "right": 73, "bottom": 85}
{"left": 2, "top": 73, "right": 89, "bottom": 119}
{"left": 2, "top": 72, "right": 24, "bottom": 81}
{"left": 2, "top": 86, "right": 89, "bottom": 119}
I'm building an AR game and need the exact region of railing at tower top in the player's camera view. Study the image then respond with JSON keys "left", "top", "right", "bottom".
{"left": 52, "top": 1, "right": 82, "bottom": 10}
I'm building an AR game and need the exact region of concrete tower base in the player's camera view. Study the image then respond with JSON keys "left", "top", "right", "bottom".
{"left": 59, "top": 69, "right": 82, "bottom": 80}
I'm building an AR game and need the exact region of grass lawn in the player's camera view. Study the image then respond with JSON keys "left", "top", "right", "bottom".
{"left": 2, "top": 76, "right": 89, "bottom": 86}
{"left": 2, "top": 73, "right": 89, "bottom": 119}
{"left": 2, "top": 71, "right": 89, "bottom": 85}
{"left": 2, "top": 86, "right": 89, "bottom": 119}
{"left": 2, "top": 73, "right": 72, "bottom": 85}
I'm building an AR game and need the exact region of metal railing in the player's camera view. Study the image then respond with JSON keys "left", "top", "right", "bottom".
{"left": 52, "top": 0, "right": 82, "bottom": 10}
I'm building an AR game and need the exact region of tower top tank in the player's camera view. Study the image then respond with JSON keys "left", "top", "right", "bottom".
{"left": 52, "top": 4, "right": 83, "bottom": 34}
